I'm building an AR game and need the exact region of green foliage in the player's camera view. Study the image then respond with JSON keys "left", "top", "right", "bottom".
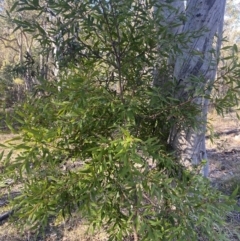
{"left": 212, "top": 44, "right": 240, "bottom": 115}
{"left": 0, "top": 0, "right": 237, "bottom": 240}
{"left": 0, "top": 64, "right": 18, "bottom": 108}
{"left": 3, "top": 76, "right": 234, "bottom": 240}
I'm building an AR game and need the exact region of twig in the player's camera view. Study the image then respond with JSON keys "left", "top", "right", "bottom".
{"left": 0, "top": 209, "right": 14, "bottom": 222}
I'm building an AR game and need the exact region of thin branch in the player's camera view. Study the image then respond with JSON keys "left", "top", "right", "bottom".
{"left": 22, "top": 31, "right": 31, "bottom": 52}
{"left": 0, "top": 36, "right": 18, "bottom": 43}
{"left": 0, "top": 210, "right": 14, "bottom": 222}
{"left": 0, "top": 39, "right": 20, "bottom": 52}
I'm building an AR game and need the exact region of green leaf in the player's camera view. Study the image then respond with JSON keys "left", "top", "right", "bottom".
{"left": 0, "top": 151, "right": 4, "bottom": 161}
{"left": 32, "top": 0, "right": 39, "bottom": 7}
{"left": 17, "top": 6, "right": 38, "bottom": 11}
{"left": 10, "top": 1, "right": 19, "bottom": 12}
{"left": 230, "top": 186, "right": 239, "bottom": 198}
{"left": 4, "top": 150, "right": 13, "bottom": 166}
{"left": 233, "top": 44, "right": 238, "bottom": 53}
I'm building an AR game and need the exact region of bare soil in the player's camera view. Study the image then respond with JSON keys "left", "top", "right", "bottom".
{"left": 207, "top": 112, "right": 240, "bottom": 185}
{"left": 207, "top": 112, "right": 240, "bottom": 240}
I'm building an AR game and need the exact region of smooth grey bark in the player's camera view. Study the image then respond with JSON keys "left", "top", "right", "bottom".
{"left": 169, "top": 0, "right": 226, "bottom": 176}
{"left": 154, "top": 0, "right": 185, "bottom": 35}
{"left": 153, "top": 0, "right": 185, "bottom": 87}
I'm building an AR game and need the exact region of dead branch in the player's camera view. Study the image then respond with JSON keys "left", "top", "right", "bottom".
{"left": 0, "top": 210, "right": 14, "bottom": 222}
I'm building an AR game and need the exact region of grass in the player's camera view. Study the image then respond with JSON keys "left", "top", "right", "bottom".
{"left": 0, "top": 216, "right": 108, "bottom": 241}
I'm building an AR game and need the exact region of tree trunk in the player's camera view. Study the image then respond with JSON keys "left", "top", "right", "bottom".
{"left": 153, "top": 0, "right": 185, "bottom": 87}
{"left": 169, "top": 0, "right": 226, "bottom": 177}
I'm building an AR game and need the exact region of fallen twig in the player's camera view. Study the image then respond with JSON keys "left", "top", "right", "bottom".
{"left": 0, "top": 209, "right": 14, "bottom": 222}
{"left": 206, "top": 128, "right": 240, "bottom": 139}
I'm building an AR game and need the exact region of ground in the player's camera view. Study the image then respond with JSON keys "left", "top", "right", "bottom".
{"left": 0, "top": 111, "right": 240, "bottom": 240}
{"left": 207, "top": 111, "right": 240, "bottom": 240}
{"left": 207, "top": 111, "right": 240, "bottom": 187}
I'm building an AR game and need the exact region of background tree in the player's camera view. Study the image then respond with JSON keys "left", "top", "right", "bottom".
{"left": 0, "top": 0, "right": 38, "bottom": 106}
{"left": 210, "top": 0, "right": 240, "bottom": 112}
{"left": 154, "top": 1, "right": 227, "bottom": 177}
